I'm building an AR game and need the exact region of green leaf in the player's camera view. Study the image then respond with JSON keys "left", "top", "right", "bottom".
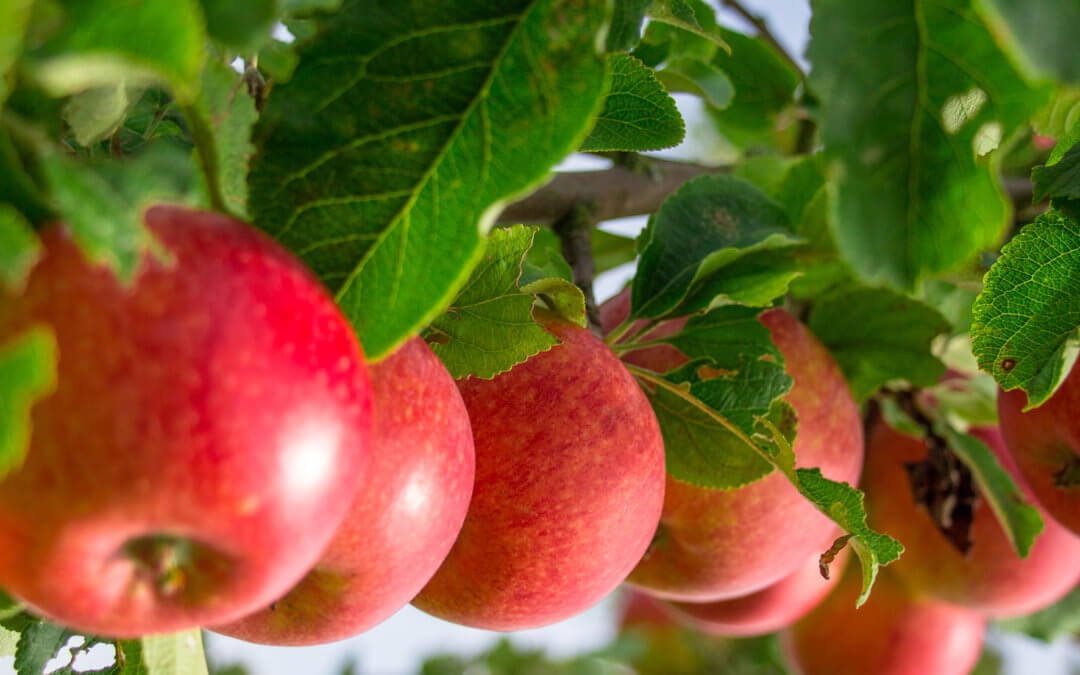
{"left": 923, "top": 280, "right": 980, "bottom": 335}
{"left": 192, "top": 60, "right": 258, "bottom": 219}
{"left": 0, "top": 205, "right": 41, "bottom": 292}
{"left": 655, "top": 57, "right": 734, "bottom": 109}
{"left": 793, "top": 466, "right": 904, "bottom": 605}
{"left": 139, "top": 630, "right": 209, "bottom": 675}
{"left": 647, "top": 387, "right": 774, "bottom": 490}
{"left": 592, "top": 229, "right": 637, "bottom": 274}
{"left": 997, "top": 589, "right": 1080, "bottom": 642}
{"left": 607, "top": 0, "right": 652, "bottom": 51}
{"left": 977, "top": 0, "right": 1080, "bottom": 84}
{"left": 283, "top": 0, "right": 341, "bottom": 15}
{"left": 631, "top": 174, "right": 801, "bottom": 320}
{"left": 809, "top": 287, "right": 949, "bottom": 402}
{"left": 249, "top": 0, "right": 609, "bottom": 361}
{"left": 639, "top": 305, "right": 787, "bottom": 489}
{"left": 939, "top": 424, "right": 1044, "bottom": 557}
{"left": 972, "top": 211, "right": 1080, "bottom": 407}
{"left": 0, "top": 0, "right": 34, "bottom": 106}
{"left": 1033, "top": 88, "right": 1080, "bottom": 156}
{"left": 63, "top": 82, "right": 146, "bottom": 147}
{"left": 520, "top": 277, "right": 587, "bottom": 328}
{"left": 647, "top": 0, "right": 729, "bottom": 54}
{"left": 13, "top": 620, "right": 74, "bottom": 675}
{"left": 0, "top": 327, "right": 57, "bottom": 483}
{"left": 1032, "top": 141, "right": 1080, "bottom": 202}
{"left": 0, "top": 590, "right": 21, "bottom": 623}
{"left": 807, "top": 0, "right": 1049, "bottom": 289}
{"left": 673, "top": 250, "right": 802, "bottom": 313}
{"left": 0, "top": 130, "right": 52, "bottom": 227}
{"left": 518, "top": 227, "right": 572, "bottom": 287}
{"left": 930, "top": 372, "right": 1000, "bottom": 428}
{"left": 705, "top": 26, "right": 801, "bottom": 149}
{"left": 0, "top": 623, "right": 17, "bottom": 658}
{"left": 36, "top": 154, "right": 163, "bottom": 283}
{"left": 23, "top": 0, "right": 205, "bottom": 102}
{"left": 430, "top": 227, "right": 559, "bottom": 380}
{"left": 581, "top": 54, "right": 684, "bottom": 152}
{"left": 198, "top": 0, "right": 281, "bottom": 52}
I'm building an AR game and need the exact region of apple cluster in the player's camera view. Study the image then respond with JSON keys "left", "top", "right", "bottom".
{"left": 0, "top": 206, "right": 667, "bottom": 642}
{"left": 5, "top": 205, "right": 1080, "bottom": 673}
{"left": 603, "top": 281, "right": 1080, "bottom": 674}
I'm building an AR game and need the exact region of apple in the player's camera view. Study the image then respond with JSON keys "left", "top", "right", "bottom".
{"left": 0, "top": 205, "right": 374, "bottom": 637}
{"left": 781, "top": 561, "right": 985, "bottom": 675}
{"left": 411, "top": 309, "right": 666, "bottom": 630}
{"left": 211, "top": 337, "right": 474, "bottom": 645}
{"left": 600, "top": 289, "right": 864, "bottom": 601}
{"left": 998, "top": 363, "right": 1080, "bottom": 536}
{"left": 664, "top": 549, "right": 846, "bottom": 637}
{"left": 863, "top": 420, "right": 1080, "bottom": 617}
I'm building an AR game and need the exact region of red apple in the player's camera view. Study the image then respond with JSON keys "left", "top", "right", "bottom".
{"left": 411, "top": 309, "right": 666, "bottom": 630}
{"left": 600, "top": 289, "right": 864, "bottom": 601}
{"left": 863, "top": 420, "right": 1080, "bottom": 617}
{"left": 781, "top": 561, "right": 985, "bottom": 675}
{"left": 211, "top": 337, "right": 474, "bottom": 645}
{"left": 665, "top": 549, "right": 846, "bottom": 637}
{"left": 0, "top": 206, "right": 374, "bottom": 637}
{"left": 999, "top": 363, "right": 1080, "bottom": 536}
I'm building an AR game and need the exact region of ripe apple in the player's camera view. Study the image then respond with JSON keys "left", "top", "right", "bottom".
{"left": 863, "top": 420, "right": 1080, "bottom": 616}
{"left": 600, "top": 289, "right": 864, "bottom": 601}
{"left": 0, "top": 205, "right": 374, "bottom": 637}
{"left": 212, "top": 337, "right": 474, "bottom": 645}
{"left": 665, "top": 549, "right": 846, "bottom": 637}
{"left": 998, "top": 363, "right": 1080, "bottom": 536}
{"left": 781, "top": 561, "right": 985, "bottom": 675}
{"left": 411, "top": 309, "right": 666, "bottom": 630}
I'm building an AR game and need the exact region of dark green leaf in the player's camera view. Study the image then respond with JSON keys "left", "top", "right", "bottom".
{"left": 198, "top": 0, "right": 281, "bottom": 52}
{"left": 0, "top": 130, "right": 52, "bottom": 226}
{"left": 1032, "top": 141, "right": 1080, "bottom": 201}
{"left": 0, "top": 327, "right": 57, "bottom": 483}
{"left": 939, "top": 424, "right": 1044, "bottom": 557}
{"left": 1033, "top": 88, "right": 1080, "bottom": 160}
{"left": 631, "top": 175, "right": 800, "bottom": 320}
{"left": 430, "top": 227, "right": 560, "bottom": 380}
{"left": 0, "top": 590, "right": 21, "bottom": 623}
{"left": 705, "top": 26, "right": 801, "bottom": 149}
{"left": 607, "top": 0, "right": 652, "bottom": 52}
{"left": 249, "top": 0, "right": 609, "bottom": 360}
{"left": 647, "top": 0, "right": 729, "bottom": 54}
{"left": 978, "top": 0, "right": 1080, "bottom": 84}
{"left": 971, "top": 210, "right": 1080, "bottom": 407}
{"left": 0, "top": 205, "right": 41, "bottom": 292}
{"left": 809, "top": 287, "right": 949, "bottom": 401}
{"left": 808, "top": 0, "right": 1049, "bottom": 288}
{"left": 22, "top": 0, "right": 205, "bottom": 102}
{"left": 923, "top": 280, "right": 980, "bottom": 335}
{"left": 673, "top": 250, "right": 802, "bottom": 312}
{"left": 582, "top": 54, "right": 684, "bottom": 152}
{"left": 283, "top": 0, "right": 341, "bottom": 15}
{"left": 14, "top": 620, "right": 73, "bottom": 675}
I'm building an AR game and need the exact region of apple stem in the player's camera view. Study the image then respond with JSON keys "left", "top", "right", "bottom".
{"left": 552, "top": 203, "right": 601, "bottom": 334}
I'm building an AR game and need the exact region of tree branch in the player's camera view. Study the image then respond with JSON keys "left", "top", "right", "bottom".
{"left": 552, "top": 204, "right": 602, "bottom": 334}
{"left": 497, "top": 157, "right": 729, "bottom": 226}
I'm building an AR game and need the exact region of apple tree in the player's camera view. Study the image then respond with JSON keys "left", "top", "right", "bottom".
{"left": 2, "top": 0, "right": 1080, "bottom": 672}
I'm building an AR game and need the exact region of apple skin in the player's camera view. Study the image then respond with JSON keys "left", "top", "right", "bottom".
{"left": 781, "top": 562, "right": 985, "bottom": 675}
{"left": 864, "top": 420, "right": 1080, "bottom": 617}
{"left": 411, "top": 310, "right": 666, "bottom": 630}
{"left": 0, "top": 206, "right": 374, "bottom": 637}
{"left": 665, "top": 549, "right": 846, "bottom": 637}
{"left": 600, "top": 289, "right": 864, "bottom": 601}
{"left": 211, "top": 337, "right": 474, "bottom": 645}
{"left": 998, "top": 364, "right": 1080, "bottom": 536}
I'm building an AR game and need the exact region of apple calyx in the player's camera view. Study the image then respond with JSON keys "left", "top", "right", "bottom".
{"left": 122, "top": 535, "right": 215, "bottom": 599}
{"left": 1052, "top": 455, "right": 1080, "bottom": 489}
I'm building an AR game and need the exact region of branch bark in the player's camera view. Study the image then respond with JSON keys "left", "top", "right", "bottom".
{"left": 497, "top": 157, "right": 729, "bottom": 226}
